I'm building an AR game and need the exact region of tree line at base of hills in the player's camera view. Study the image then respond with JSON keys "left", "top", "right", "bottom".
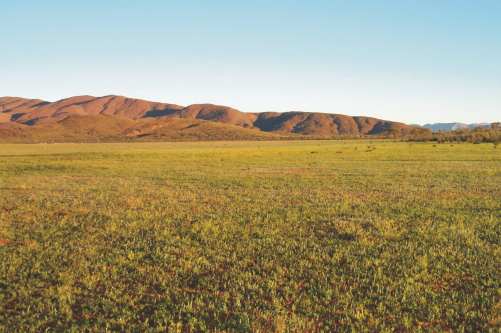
{"left": 406, "top": 123, "right": 501, "bottom": 145}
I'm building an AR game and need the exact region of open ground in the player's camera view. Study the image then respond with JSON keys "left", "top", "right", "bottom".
{"left": 0, "top": 141, "right": 500, "bottom": 332}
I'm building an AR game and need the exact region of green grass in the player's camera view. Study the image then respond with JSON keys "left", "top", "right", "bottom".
{"left": 0, "top": 141, "right": 500, "bottom": 332}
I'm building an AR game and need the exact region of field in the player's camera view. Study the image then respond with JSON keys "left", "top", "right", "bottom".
{"left": 0, "top": 141, "right": 500, "bottom": 332}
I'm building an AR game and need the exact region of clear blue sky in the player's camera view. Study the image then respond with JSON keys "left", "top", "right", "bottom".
{"left": 2, "top": 0, "right": 500, "bottom": 124}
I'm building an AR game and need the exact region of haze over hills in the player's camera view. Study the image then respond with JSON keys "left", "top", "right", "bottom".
{"left": 422, "top": 123, "right": 491, "bottom": 132}
{"left": 0, "top": 95, "right": 424, "bottom": 142}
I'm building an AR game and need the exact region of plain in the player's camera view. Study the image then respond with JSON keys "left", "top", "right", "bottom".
{"left": 0, "top": 141, "right": 500, "bottom": 332}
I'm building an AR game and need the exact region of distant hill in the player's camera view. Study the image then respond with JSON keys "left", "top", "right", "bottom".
{"left": 0, "top": 95, "right": 423, "bottom": 142}
{"left": 422, "top": 122, "right": 490, "bottom": 132}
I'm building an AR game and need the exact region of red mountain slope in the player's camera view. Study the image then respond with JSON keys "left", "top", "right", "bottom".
{"left": 0, "top": 95, "right": 424, "bottom": 142}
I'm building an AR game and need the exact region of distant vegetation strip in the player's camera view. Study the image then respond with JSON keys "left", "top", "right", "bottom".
{"left": 407, "top": 124, "right": 501, "bottom": 144}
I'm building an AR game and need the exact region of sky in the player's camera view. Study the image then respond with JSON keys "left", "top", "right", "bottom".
{"left": 1, "top": 0, "right": 500, "bottom": 124}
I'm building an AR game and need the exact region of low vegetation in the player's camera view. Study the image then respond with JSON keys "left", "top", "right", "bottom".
{"left": 408, "top": 124, "right": 501, "bottom": 144}
{"left": 0, "top": 141, "right": 500, "bottom": 332}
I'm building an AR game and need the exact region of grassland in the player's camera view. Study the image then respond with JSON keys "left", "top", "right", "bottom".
{"left": 0, "top": 141, "right": 500, "bottom": 332}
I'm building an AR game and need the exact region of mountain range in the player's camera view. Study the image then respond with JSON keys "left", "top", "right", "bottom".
{"left": 0, "top": 95, "right": 424, "bottom": 142}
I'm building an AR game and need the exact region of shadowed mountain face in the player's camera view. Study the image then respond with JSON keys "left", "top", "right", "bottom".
{"left": 0, "top": 95, "right": 422, "bottom": 142}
